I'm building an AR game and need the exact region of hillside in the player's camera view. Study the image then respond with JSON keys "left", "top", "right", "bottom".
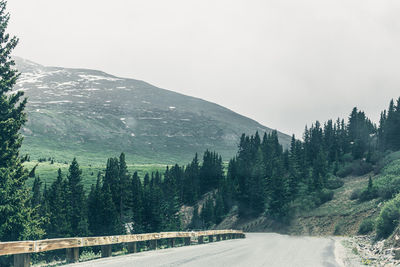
{"left": 14, "top": 57, "right": 290, "bottom": 164}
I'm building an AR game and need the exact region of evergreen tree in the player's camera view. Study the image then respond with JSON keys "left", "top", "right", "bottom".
{"left": 0, "top": 0, "right": 43, "bottom": 241}
{"left": 183, "top": 154, "right": 200, "bottom": 205}
{"left": 130, "top": 171, "right": 143, "bottom": 233}
{"left": 66, "top": 158, "right": 88, "bottom": 236}
{"left": 118, "top": 153, "right": 130, "bottom": 223}
{"left": 46, "top": 169, "right": 70, "bottom": 237}
{"left": 31, "top": 176, "right": 42, "bottom": 208}
{"left": 379, "top": 98, "right": 400, "bottom": 151}
{"left": 199, "top": 150, "right": 223, "bottom": 194}
{"left": 200, "top": 198, "right": 215, "bottom": 228}
{"left": 100, "top": 185, "right": 123, "bottom": 235}
{"left": 162, "top": 165, "right": 181, "bottom": 231}
{"left": 88, "top": 173, "right": 103, "bottom": 236}
{"left": 189, "top": 205, "right": 202, "bottom": 229}
{"left": 214, "top": 193, "right": 225, "bottom": 224}
{"left": 103, "top": 157, "right": 120, "bottom": 215}
{"left": 28, "top": 164, "right": 38, "bottom": 178}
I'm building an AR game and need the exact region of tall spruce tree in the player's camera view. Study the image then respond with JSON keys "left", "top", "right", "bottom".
{"left": 31, "top": 176, "right": 42, "bottom": 207}
{"left": 130, "top": 171, "right": 143, "bottom": 233}
{"left": 118, "top": 153, "right": 130, "bottom": 223}
{"left": 46, "top": 169, "right": 70, "bottom": 238}
{"left": 67, "top": 158, "right": 88, "bottom": 236}
{"left": 87, "top": 173, "right": 103, "bottom": 236}
{"left": 0, "top": 0, "right": 43, "bottom": 242}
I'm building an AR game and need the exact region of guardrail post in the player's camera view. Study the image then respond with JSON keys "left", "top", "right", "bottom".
{"left": 14, "top": 253, "right": 30, "bottom": 267}
{"left": 101, "top": 245, "right": 112, "bottom": 257}
{"left": 127, "top": 242, "right": 137, "bottom": 253}
{"left": 198, "top": 236, "right": 204, "bottom": 244}
{"left": 208, "top": 235, "right": 214, "bottom": 242}
{"left": 66, "top": 247, "right": 79, "bottom": 263}
{"left": 216, "top": 235, "right": 221, "bottom": 241}
{"left": 150, "top": 240, "right": 157, "bottom": 250}
{"left": 168, "top": 238, "right": 175, "bottom": 248}
{"left": 184, "top": 237, "right": 191, "bottom": 246}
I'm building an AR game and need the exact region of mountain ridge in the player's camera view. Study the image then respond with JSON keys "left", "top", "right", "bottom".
{"left": 14, "top": 57, "right": 291, "bottom": 164}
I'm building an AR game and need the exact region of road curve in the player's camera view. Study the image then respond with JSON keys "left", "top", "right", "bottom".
{"left": 66, "top": 233, "right": 341, "bottom": 267}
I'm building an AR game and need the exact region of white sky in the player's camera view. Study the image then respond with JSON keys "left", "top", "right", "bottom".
{"left": 7, "top": 0, "right": 400, "bottom": 137}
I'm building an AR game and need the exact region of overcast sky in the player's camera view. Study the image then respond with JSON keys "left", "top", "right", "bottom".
{"left": 7, "top": 0, "right": 400, "bottom": 137}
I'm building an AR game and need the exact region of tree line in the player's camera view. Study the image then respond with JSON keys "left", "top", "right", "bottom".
{"left": 28, "top": 151, "right": 227, "bottom": 238}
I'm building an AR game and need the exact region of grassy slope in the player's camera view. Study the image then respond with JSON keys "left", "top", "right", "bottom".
{"left": 291, "top": 154, "right": 400, "bottom": 236}
{"left": 289, "top": 174, "right": 380, "bottom": 236}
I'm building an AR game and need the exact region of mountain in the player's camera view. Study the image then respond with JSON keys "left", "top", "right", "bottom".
{"left": 14, "top": 57, "right": 291, "bottom": 164}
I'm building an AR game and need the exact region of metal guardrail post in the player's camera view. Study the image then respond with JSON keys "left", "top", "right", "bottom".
{"left": 101, "top": 245, "right": 112, "bottom": 257}
{"left": 150, "top": 239, "right": 157, "bottom": 250}
{"left": 14, "top": 253, "right": 30, "bottom": 267}
{"left": 127, "top": 242, "right": 137, "bottom": 253}
{"left": 184, "top": 237, "right": 191, "bottom": 246}
{"left": 168, "top": 238, "right": 175, "bottom": 248}
{"left": 66, "top": 247, "right": 79, "bottom": 263}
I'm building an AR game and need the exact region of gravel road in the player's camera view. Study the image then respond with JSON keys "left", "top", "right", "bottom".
{"left": 66, "top": 233, "right": 343, "bottom": 267}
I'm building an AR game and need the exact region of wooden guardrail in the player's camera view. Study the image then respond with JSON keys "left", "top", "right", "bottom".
{"left": 0, "top": 229, "right": 245, "bottom": 267}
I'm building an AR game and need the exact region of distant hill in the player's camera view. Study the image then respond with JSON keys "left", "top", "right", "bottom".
{"left": 14, "top": 57, "right": 291, "bottom": 164}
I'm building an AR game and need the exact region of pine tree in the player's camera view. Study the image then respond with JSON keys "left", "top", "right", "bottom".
{"left": 67, "top": 158, "right": 88, "bottom": 236}
{"left": 200, "top": 198, "right": 215, "bottom": 228}
{"left": 130, "top": 171, "right": 143, "bottom": 233}
{"left": 100, "top": 185, "right": 123, "bottom": 235}
{"left": 0, "top": 0, "right": 43, "bottom": 241}
{"left": 161, "top": 165, "right": 182, "bottom": 231}
{"left": 214, "top": 193, "right": 225, "bottom": 224}
{"left": 368, "top": 176, "right": 373, "bottom": 192}
{"left": 118, "top": 153, "right": 130, "bottom": 223}
{"left": 46, "top": 169, "right": 70, "bottom": 237}
{"left": 190, "top": 205, "right": 202, "bottom": 229}
{"left": 88, "top": 173, "right": 103, "bottom": 236}
{"left": 28, "top": 164, "right": 38, "bottom": 178}
{"left": 199, "top": 151, "right": 224, "bottom": 194}
{"left": 31, "top": 176, "right": 42, "bottom": 208}
{"left": 183, "top": 154, "right": 200, "bottom": 205}
{"left": 103, "top": 157, "right": 120, "bottom": 214}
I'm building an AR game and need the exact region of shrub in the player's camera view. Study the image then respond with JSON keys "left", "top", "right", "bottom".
{"left": 318, "top": 189, "right": 334, "bottom": 204}
{"left": 374, "top": 151, "right": 400, "bottom": 174}
{"left": 352, "top": 161, "right": 373, "bottom": 176}
{"left": 337, "top": 163, "right": 353, "bottom": 178}
{"left": 376, "top": 194, "right": 400, "bottom": 239}
{"left": 334, "top": 221, "right": 346, "bottom": 235}
{"left": 359, "top": 188, "right": 378, "bottom": 201}
{"left": 325, "top": 176, "right": 344, "bottom": 190}
{"left": 337, "top": 160, "right": 373, "bottom": 178}
{"left": 376, "top": 176, "right": 400, "bottom": 200}
{"left": 342, "top": 153, "right": 353, "bottom": 163}
{"left": 350, "top": 188, "right": 361, "bottom": 200}
{"left": 358, "top": 218, "right": 375, "bottom": 234}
